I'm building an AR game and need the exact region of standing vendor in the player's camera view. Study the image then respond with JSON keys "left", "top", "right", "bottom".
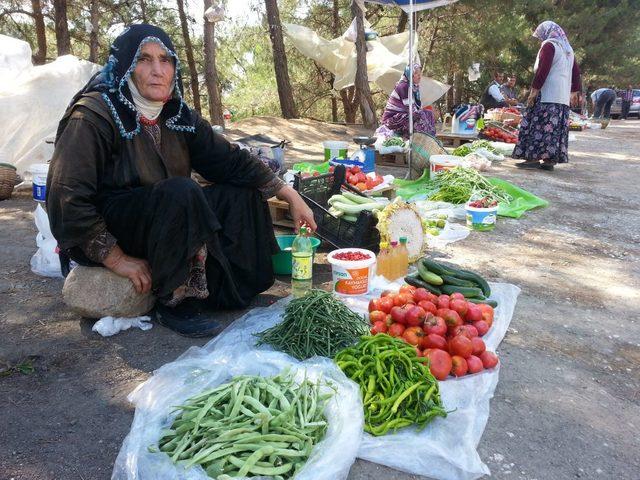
{"left": 46, "top": 24, "right": 316, "bottom": 336}
{"left": 379, "top": 63, "right": 436, "bottom": 137}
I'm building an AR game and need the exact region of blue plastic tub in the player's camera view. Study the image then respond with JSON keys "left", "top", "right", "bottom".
{"left": 465, "top": 204, "right": 498, "bottom": 231}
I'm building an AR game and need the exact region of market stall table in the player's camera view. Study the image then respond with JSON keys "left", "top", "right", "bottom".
{"left": 436, "top": 131, "right": 478, "bottom": 148}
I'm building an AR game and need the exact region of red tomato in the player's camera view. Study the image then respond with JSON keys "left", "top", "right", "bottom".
{"left": 473, "top": 320, "right": 490, "bottom": 336}
{"left": 449, "top": 335, "right": 473, "bottom": 358}
{"left": 477, "top": 304, "right": 495, "bottom": 327}
{"left": 412, "top": 288, "right": 431, "bottom": 303}
{"left": 370, "top": 321, "right": 387, "bottom": 335}
{"left": 390, "top": 306, "right": 407, "bottom": 325}
{"left": 422, "top": 333, "right": 447, "bottom": 351}
{"left": 442, "top": 309, "right": 463, "bottom": 328}
{"left": 449, "top": 299, "right": 469, "bottom": 317}
{"left": 368, "top": 298, "right": 382, "bottom": 313}
{"left": 449, "top": 292, "right": 465, "bottom": 301}
{"left": 378, "top": 296, "right": 394, "bottom": 314}
{"left": 466, "top": 355, "right": 484, "bottom": 374}
{"left": 417, "top": 300, "right": 437, "bottom": 315}
{"left": 436, "top": 295, "right": 450, "bottom": 309}
{"left": 351, "top": 165, "right": 361, "bottom": 173}
{"left": 399, "top": 285, "right": 416, "bottom": 295}
{"left": 451, "top": 355, "right": 468, "bottom": 377}
{"left": 402, "top": 326, "right": 425, "bottom": 346}
{"left": 425, "top": 292, "right": 439, "bottom": 303}
{"left": 369, "top": 310, "right": 386, "bottom": 324}
{"left": 451, "top": 325, "right": 476, "bottom": 339}
{"left": 423, "top": 315, "right": 447, "bottom": 337}
{"left": 471, "top": 337, "right": 486, "bottom": 355}
{"left": 388, "top": 323, "right": 405, "bottom": 338}
{"left": 405, "top": 306, "right": 426, "bottom": 327}
{"left": 479, "top": 351, "right": 499, "bottom": 369}
{"left": 465, "top": 304, "right": 483, "bottom": 323}
{"left": 394, "top": 293, "right": 414, "bottom": 307}
{"left": 425, "top": 349, "right": 452, "bottom": 381}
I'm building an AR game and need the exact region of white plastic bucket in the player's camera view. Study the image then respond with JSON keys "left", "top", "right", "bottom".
{"left": 323, "top": 141, "right": 348, "bottom": 161}
{"left": 429, "top": 155, "right": 465, "bottom": 178}
{"left": 327, "top": 248, "right": 376, "bottom": 296}
{"left": 30, "top": 163, "right": 49, "bottom": 202}
{"left": 465, "top": 204, "right": 499, "bottom": 231}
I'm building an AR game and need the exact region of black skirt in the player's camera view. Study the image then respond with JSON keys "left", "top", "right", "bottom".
{"left": 70, "top": 177, "right": 278, "bottom": 309}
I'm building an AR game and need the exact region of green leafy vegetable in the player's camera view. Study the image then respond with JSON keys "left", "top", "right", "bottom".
{"left": 428, "top": 167, "right": 513, "bottom": 204}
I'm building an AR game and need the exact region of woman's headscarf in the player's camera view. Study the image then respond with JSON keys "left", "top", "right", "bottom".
{"left": 533, "top": 21, "right": 574, "bottom": 58}
{"left": 402, "top": 62, "right": 422, "bottom": 107}
{"left": 68, "top": 24, "right": 194, "bottom": 139}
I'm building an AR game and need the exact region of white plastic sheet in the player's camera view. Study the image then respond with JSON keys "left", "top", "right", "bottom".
{"left": 113, "top": 348, "right": 364, "bottom": 480}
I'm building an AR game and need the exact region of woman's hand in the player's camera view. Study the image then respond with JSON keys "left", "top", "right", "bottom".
{"left": 570, "top": 91, "right": 581, "bottom": 108}
{"left": 527, "top": 88, "right": 540, "bottom": 108}
{"left": 103, "top": 245, "right": 153, "bottom": 294}
{"left": 276, "top": 185, "right": 317, "bottom": 232}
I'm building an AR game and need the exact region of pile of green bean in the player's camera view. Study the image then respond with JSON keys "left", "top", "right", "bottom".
{"left": 255, "top": 290, "right": 370, "bottom": 360}
{"left": 429, "top": 167, "right": 513, "bottom": 204}
{"left": 156, "top": 372, "right": 333, "bottom": 479}
{"left": 335, "top": 334, "right": 447, "bottom": 436}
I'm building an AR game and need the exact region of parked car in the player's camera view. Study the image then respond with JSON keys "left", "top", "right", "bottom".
{"left": 611, "top": 89, "right": 640, "bottom": 118}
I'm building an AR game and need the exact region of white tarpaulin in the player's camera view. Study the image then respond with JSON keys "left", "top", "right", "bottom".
{"left": 0, "top": 35, "right": 99, "bottom": 174}
{"left": 283, "top": 22, "right": 449, "bottom": 103}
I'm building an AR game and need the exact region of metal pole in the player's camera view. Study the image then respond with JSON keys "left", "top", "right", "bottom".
{"left": 406, "top": 0, "right": 414, "bottom": 179}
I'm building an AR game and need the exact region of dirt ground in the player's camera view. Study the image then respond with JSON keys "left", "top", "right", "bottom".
{"left": 1, "top": 119, "right": 639, "bottom": 480}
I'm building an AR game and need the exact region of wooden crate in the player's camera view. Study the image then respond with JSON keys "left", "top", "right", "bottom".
{"left": 268, "top": 197, "right": 295, "bottom": 229}
{"left": 375, "top": 151, "right": 407, "bottom": 167}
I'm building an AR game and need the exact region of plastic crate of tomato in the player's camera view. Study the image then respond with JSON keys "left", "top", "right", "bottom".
{"left": 293, "top": 165, "right": 380, "bottom": 251}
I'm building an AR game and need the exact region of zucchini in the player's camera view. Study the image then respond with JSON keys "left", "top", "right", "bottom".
{"left": 328, "top": 194, "right": 357, "bottom": 206}
{"left": 440, "top": 284, "right": 483, "bottom": 298}
{"left": 420, "top": 258, "right": 455, "bottom": 276}
{"left": 342, "top": 214, "right": 358, "bottom": 222}
{"left": 417, "top": 262, "right": 444, "bottom": 285}
{"left": 467, "top": 298, "right": 498, "bottom": 308}
{"left": 332, "top": 201, "right": 383, "bottom": 215}
{"left": 404, "top": 274, "right": 442, "bottom": 295}
{"left": 328, "top": 207, "right": 344, "bottom": 217}
{"left": 342, "top": 191, "right": 371, "bottom": 205}
{"left": 441, "top": 275, "right": 476, "bottom": 288}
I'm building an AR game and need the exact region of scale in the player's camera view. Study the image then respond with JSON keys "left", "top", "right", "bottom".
{"left": 351, "top": 136, "right": 377, "bottom": 172}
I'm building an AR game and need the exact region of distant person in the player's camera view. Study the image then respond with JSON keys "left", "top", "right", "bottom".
{"left": 379, "top": 63, "right": 436, "bottom": 138}
{"left": 621, "top": 85, "right": 634, "bottom": 119}
{"left": 513, "top": 21, "right": 581, "bottom": 171}
{"left": 480, "top": 72, "right": 509, "bottom": 109}
{"left": 500, "top": 75, "right": 520, "bottom": 106}
{"left": 591, "top": 87, "right": 617, "bottom": 121}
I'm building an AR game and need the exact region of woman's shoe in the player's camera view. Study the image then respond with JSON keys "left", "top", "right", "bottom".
{"left": 540, "top": 163, "right": 555, "bottom": 171}
{"left": 515, "top": 161, "right": 541, "bottom": 169}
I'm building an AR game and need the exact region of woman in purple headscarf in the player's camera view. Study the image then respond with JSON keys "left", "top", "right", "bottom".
{"left": 513, "top": 21, "right": 582, "bottom": 171}
{"left": 379, "top": 63, "right": 435, "bottom": 138}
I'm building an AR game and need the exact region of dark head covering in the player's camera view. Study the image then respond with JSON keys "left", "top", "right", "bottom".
{"left": 69, "top": 24, "right": 194, "bottom": 139}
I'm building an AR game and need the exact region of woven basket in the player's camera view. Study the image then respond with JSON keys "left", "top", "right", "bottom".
{"left": 0, "top": 163, "right": 18, "bottom": 201}
{"left": 409, "top": 133, "right": 448, "bottom": 179}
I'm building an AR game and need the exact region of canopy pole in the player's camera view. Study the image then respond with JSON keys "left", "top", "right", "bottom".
{"left": 406, "top": 0, "right": 414, "bottom": 179}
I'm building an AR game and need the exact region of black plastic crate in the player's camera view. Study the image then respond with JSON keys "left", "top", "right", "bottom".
{"left": 293, "top": 165, "right": 380, "bottom": 252}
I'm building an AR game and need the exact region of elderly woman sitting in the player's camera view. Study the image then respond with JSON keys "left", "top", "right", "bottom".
{"left": 378, "top": 63, "right": 436, "bottom": 139}
{"left": 47, "top": 24, "right": 315, "bottom": 336}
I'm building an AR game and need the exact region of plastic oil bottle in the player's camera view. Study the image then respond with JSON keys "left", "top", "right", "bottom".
{"left": 291, "top": 226, "right": 313, "bottom": 297}
{"left": 398, "top": 237, "right": 409, "bottom": 278}
{"left": 376, "top": 242, "right": 389, "bottom": 279}
{"left": 388, "top": 240, "right": 399, "bottom": 280}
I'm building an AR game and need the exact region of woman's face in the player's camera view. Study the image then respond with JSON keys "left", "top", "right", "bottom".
{"left": 413, "top": 70, "right": 422, "bottom": 84}
{"left": 132, "top": 42, "right": 175, "bottom": 102}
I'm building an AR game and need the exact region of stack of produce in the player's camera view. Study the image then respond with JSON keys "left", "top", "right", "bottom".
{"left": 481, "top": 125, "right": 518, "bottom": 143}
{"left": 405, "top": 257, "right": 496, "bottom": 306}
{"left": 335, "top": 334, "right": 447, "bottom": 436}
{"left": 327, "top": 191, "right": 386, "bottom": 223}
{"left": 345, "top": 165, "right": 385, "bottom": 192}
{"left": 368, "top": 284, "right": 499, "bottom": 380}
{"left": 156, "top": 371, "right": 333, "bottom": 479}
{"left": 382, "top": 137, "right": 405, "bottom": 148}
{"left": 256, "top": 289, "right": 370, "bottom": 360}
{"left": 452, "top": 140, "right": 503, "bottom": 159}
{"left": 427, "top": 167, "right": 512, "bottom": 205}
{"left": 422, "top": 213, "right": 448, "bottom": 236}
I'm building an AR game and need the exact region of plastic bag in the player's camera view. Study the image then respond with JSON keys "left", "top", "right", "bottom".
{"left": 204, "top": 4, "right": 225, "bottom": 23}
{"left": 112, "top": 347, "right": 363, "bottom": 480}
{"left": 30, "top": 204, "right": 63, "bottom": 278}
{"left": 92, "top": 316, "right": 152, "bottom": 337}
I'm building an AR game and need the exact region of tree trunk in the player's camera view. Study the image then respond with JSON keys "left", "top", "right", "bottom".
{"left": 453, "top": 71, "right": 463, "bottom": 106}
{"left": 396, "top": 11, "right": 408, "bottom": 33}
{"left": 88, "top": 0, "right": 100, "bottom": 63}
{"left": 52, "top": 0, "right": 71, "bottom": 56}
{"left": 203, "top": 0, "right": 224, "bottom": 126}
{"left": 351, "top": 2, "right": 377, "bottom": 129}
{"left": 264, "top": 0, "right": 298, "bottom": 118}
{"left": 140, "top": 0, "right": 147, "bottom": 22}
{"left": 446, "top": 72, "right": 454, "bottom": 111}
{"left": 177, "top": 0, "right": 201, "bottom": 113}
{"left": 30, "top": 0, "right": 47, "bottom": 64}
{"left": 340, "top": 87, "right": 358, "bottom": 124}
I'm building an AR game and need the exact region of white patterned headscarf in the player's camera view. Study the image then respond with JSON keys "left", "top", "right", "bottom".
{"left": 534, "top": 21, "right": 574, "bottom": 58}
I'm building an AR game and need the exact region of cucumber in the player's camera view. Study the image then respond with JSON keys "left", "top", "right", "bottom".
{"left": 441, "top": 275, "right": 476, "bottom": 288}
{"left": 404, "top": 274, "right": 442, "bottom": 295}
{"left": 342, "top": 191, "right": 371, "bottom": 205}
{"left": 440, "top": 284, "right": 483, "bottom": 298}
{"left": 417, "top": 262, "right": 444, "bottom": 285}
{"left": 467, "top": 298, "right": 498, "bottom": 308}
{"left": 449, "top": 268, "right": 491, "bottom": 297}
{"left": 420, "top": 258, "right": 455, "bottom": 276}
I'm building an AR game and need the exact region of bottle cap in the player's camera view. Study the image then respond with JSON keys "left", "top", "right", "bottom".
{"left": 379, "top": 242, "right": 389, "bottom": 249}
{"left": 390, "top": 241, "right": 398, "bottom": 246}
{"left": 399, "top": 237, "right": 407, "bottom": 244}
{"left": 299, "top": 226, "right": 307, "bottom": 235}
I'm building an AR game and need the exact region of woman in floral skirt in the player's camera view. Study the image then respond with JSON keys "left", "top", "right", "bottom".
{"left": 514, "top": 21, "right": 582, "bottom": 171}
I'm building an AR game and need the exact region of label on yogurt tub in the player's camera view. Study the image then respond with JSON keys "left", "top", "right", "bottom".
{"left": 334, "top": 266, "right": 370, "bottom": 295}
